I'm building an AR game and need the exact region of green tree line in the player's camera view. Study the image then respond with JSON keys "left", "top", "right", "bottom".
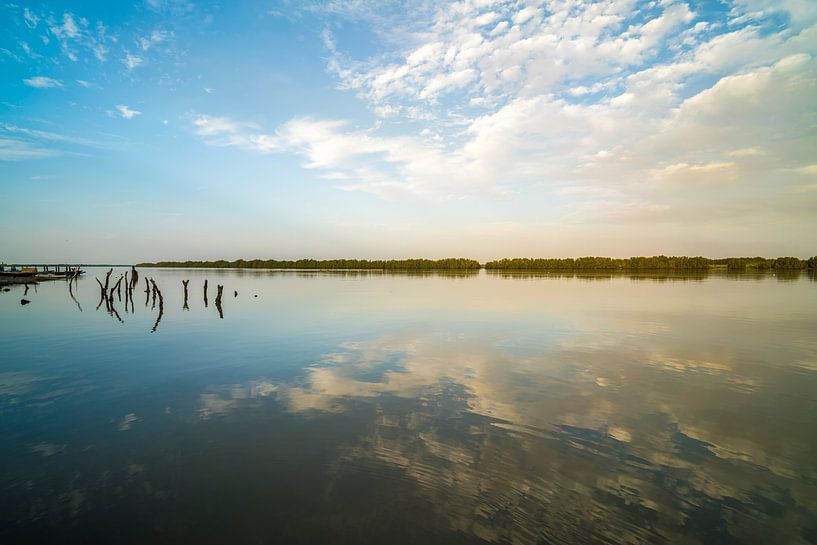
{"left": 138, "top": 256, "right": 817, "bottom": 271}
{"left": 713, "top": 257, "right": 811, "bottom": 271}
{"left": 483, "top": 256, "right": 712, "bottom": 271}
{"left": 136, "top": 258, "right": 481, "bottom": 271}
{"left": 484, "top": 256, "right": 817, "bottom": 271}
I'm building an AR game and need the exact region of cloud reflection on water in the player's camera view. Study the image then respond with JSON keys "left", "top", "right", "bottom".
{"left": 198, "top": 316, "right": 817, "bottom": 544}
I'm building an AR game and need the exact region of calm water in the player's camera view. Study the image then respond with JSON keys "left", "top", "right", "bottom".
{"left": 1, "top": 268, "right": 816, "bottom": 544}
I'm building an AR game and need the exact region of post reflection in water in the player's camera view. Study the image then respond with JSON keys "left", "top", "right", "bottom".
{"left": 0, "top": 268, "right": 816, "bottom": 545}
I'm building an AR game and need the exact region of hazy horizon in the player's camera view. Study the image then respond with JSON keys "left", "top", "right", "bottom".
{"left": 2, "top": 0, "right": 816, "bottom": 263}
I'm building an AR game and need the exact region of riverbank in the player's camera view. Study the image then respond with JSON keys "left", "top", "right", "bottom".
{"left": 137, "top": 255, "right": 817, "bottom": 272}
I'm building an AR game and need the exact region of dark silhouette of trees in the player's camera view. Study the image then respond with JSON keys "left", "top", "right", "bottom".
{"left": 138, "top": 258, "right": 481, "bottom": 271}
{"left": 484, "top": 256, "right": 711, "bottom": 271}
{"left": 139, "top": 255, "right": 815, "bottom": 272}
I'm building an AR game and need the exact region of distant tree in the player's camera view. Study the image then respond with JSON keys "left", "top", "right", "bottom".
{"left": 772, "top": 257, "right": 805, "bottom": 270}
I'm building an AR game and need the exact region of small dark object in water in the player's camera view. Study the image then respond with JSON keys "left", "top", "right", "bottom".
{"left": 21, "top": 299, "right": 31, "bottom": 305}
{"left": 234, "top": 290, "right": 238, "bottom": 297}
{"left": 254, "top": 294, "right": 258, "bottom": 298}
{"left": 2, "top": 288, "right": 9, "bottom": 292}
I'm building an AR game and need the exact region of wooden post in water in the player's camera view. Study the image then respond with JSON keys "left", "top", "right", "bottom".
{"left": 68, "top": 274, "right": 82, "bottom": 312}
{"left": 131, "top": 266, "right": 139, "bottom": 289}
{"left": 103, "top": 268, "right": 113, "bottom": 292}
{"left": 215, "top": 284, "right": 224, "bottom": 319}
{"left": 111, "top": 275, "right": 123, "bottom": 301}
{"left": 203, "top": 279, "right": 209, "bottom": 307}
{"left": 150, "top": 278, "right": 158, "bottom": 308}
{"left": 152, "top": 281, "right": 164, "bottom": 333}
{"left": 182, "top": 280, "right": 189, "bottom": 310}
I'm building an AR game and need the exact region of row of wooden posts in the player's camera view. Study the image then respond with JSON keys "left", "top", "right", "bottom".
{"left": 93, "top": 268, "right": 228, "bottom": 329}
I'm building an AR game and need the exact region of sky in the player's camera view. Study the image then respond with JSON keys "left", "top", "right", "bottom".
{"left": 1, "top": 0, "right": 816, "bottom": 263}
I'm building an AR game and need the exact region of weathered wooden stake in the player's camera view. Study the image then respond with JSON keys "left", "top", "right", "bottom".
{"left": 95, "top": 277, "right": 107, "bottom": 300}
{"left": 150, "top": 278, "right": 158, "bottom": 308}
{"left": 182, "top": 280, "right": 190, "bottom": 310}
{"left": 214, "top": 284, "right": 224, "bottom": 318}
{"left": 152, "top": 282, "right": 164, "bottom": 333}
{"left": 103, "top": 268, "right": 113, "bottom": 292}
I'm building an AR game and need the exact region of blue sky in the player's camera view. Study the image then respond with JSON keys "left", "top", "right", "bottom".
{"left": 1, "top": 0, "right": 816, "bottom": 263}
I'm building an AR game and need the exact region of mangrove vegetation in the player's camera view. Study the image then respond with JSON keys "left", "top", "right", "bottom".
{"left": 137, "top": 258, "right": 482, "bottom": 271}
{"left": 138, "top": 256, "right": 817, "bottom": 272}
{"left": 484, "top": 256, "right": 816, "bottom": 272}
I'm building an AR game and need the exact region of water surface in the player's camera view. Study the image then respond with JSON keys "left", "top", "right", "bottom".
{"left": 1, "top": 268, "right": 816, "bottom": 544}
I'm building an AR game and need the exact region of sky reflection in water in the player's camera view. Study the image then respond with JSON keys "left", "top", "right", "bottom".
{"left": 1, "top": 269, "right": 816, "bottom": 544}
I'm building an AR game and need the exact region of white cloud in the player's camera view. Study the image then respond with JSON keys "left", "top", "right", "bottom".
{"left": 123, "top": 52, "right": 143, "bottom": 70}
{"left": 0, "top": 123, "right": 121, "bottom": 160}
{"left": 653, "top": 161, "right": 739, "bottom": 184}
{"left": 23, "top": 8, "right": 39, "bottom": 28}
{"left": 728, "top": 147, "right": 765, "bottom": 157}
{"left": 0, "top": 138, "right": 60, "bottom": 160}
{"left": 2, "top": 123, "right": 105, "bottom": 148}
{"left": 194, "top": 114, "right": 253, "bottom": 136}
{"left": 138, "top": 29, "right": 169, "bottom": 51}
{"left": 23, "top": 76, "right": 63, "bottom": 88}
{"left": 193, "top": 114, "right": 280, "bottom": 152}
{"left": 46, "top": 11, "right": 110, "bottom": 61}
{"left": 192, "top": 0, "right": 817, "bottom": 232}
{"left": 145, "top": 0, "right": 194, "bottom": 15}
{"left": 730, "top": 0, "right": 817, "bottom": 28}
{"left": 790, "top": 164, "right": 817, "bottom": 175}
{"left": 116, "top": 104, "right": 141, "bottom": 119}
{"left": 49, "top": 12, "right": 80, "bottom": 40}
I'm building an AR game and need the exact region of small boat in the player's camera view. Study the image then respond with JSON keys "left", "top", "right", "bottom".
{"left": 36, "top": 274, "right": 70, "bottom": 281}
{"left": 44, "top": 270, "right": 85, "bottom": 278}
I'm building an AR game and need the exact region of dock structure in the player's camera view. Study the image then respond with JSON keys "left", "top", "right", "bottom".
{"left": 1, "top": 264, "right": 85, "bottom": 273}
{"left": 1, "top": 264, "right": 86, "bottom": 283}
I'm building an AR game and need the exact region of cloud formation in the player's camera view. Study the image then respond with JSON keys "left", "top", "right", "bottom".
{"left": 23, "top": 76, "right": 63, "bottom": 88}
{"left": 116, "top": 104, "right": 141, "bottom": 119}
{"left": 194, "top": 0, "right": 817, "bottom": 224}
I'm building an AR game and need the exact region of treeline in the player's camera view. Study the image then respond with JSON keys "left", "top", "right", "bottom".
{"left": 484, "top": 256, "right": 817, "bottom": 271}
{"left": 137, "top": 258, "right": 481, "bottom": 271}
{"left": 484, "top": 256, "right": 711, "bottom": 271}
{"left": 138, "top": 256, "right": 817, "bottom": 272}
{"left": 712, "top": 256, "right": 814, "bottom": 271}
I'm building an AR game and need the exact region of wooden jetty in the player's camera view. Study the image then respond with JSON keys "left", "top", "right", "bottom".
{"left": 1, "top": 264, "right": 85, "bottom": 280}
